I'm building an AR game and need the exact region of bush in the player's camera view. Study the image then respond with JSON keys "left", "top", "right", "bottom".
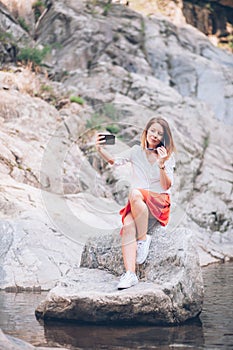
{"left": 32, "top": 1, "right": 45, "bottom": 21}
{"left": 70, "top": 96, "right": 85, "bottom": 105}
{"left": 0, "top": 31, "right": 14, "bottom": 44}
{"left": 106, "top": 124, "right": 120, "bottom": 134}
{"left": 32, "top": 0, "right": 44, "bottom": 6}
{"left": 86, "top": 113, "right": 105, "bottom": 130}
{"left": 102, "top": 103, "right": 119, "bottom": 121}
{"left": 18, "top": 17, "right": 30, "bottom": 32}
{"left": 17, "top": 46, "right": 50, "bottom": 67}
{"left": 40, "top": 84, "right": 53, "bottom": 92}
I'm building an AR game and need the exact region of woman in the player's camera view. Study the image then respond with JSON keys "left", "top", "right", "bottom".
{"left": 96, "top": 117, "right": 176, "bottom": 290}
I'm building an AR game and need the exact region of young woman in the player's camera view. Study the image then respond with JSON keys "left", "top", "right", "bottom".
{"left": 96, "top": 117, "right": 176, "bottom": 290}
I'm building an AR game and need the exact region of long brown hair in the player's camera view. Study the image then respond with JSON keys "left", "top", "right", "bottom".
{"left": 141, "top": 117, "right": 176, "bottom": 159}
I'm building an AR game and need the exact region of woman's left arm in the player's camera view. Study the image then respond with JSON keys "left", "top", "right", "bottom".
{"left": 159, "top": 165, "right": 172, "bottom": 190}
{"left": 157, "top": 148, "right": 175, "bottom": 191}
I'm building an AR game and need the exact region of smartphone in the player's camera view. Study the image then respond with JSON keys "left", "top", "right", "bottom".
{"left": 99, "top": 134, "right": 115, "bottom": 145}
{"left": 147, "top": 141, "right": 165, "bottom": 152}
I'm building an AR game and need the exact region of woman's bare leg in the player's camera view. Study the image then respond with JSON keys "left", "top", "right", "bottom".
{"left": 121, "top": 213, "right": 137, "bottom": 273}
{"left": 129, "top": 189, "right": 149, "bottom": 241}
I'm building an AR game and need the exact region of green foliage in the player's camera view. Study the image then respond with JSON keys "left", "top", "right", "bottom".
{"left": 40, "top": 84, "right": 53, "bottom": 92}
{"left": 102, "top": 103, "right": 119, "bottom": 121}
{"left": 51, "top": 42, "right": 63, "bottom": 49}
{"left": 205, "top": 3, "right": 213, "bottom": 12}
{"left": 0, "top": 30, "right": 14, "bottom": 43}
{"left": 70, "top": 96, "right": 85, "bottom": 105}
{"left": 86, "top": 113, "right": 105, "bottom": 130}
{"left": 140, "top": 18, "right": 145, "bottom": 35}
{"left": 103, "top": 2, "right": 112, "bottom": 16}
{"left": 17, "top": 46, "right": 51, "bottom": 66}
{"left": 32, "top": 1, "right": 45, "bottom": 21}
{"left": 106, "top": 124, "right": 120, "bottom": 134}
{"left": 18, "top": 17, "right": 30, "bottom": 32}
{"left": 203, "top": 134, "right": 210, "bottom": 151}
{"left": 85, "top": 102, "right": 121, "bottom": 132}
{"left": 227, "top": 35, "right": 233, "bottom": 49}
{"left": 32, "top": 0, "right": 44, "bottom": 7}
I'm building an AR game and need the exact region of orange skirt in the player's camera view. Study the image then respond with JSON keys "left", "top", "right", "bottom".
{"left": 119, "top": 189, "right": 170, "bottom": 235}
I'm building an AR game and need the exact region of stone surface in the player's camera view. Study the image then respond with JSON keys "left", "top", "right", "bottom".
{"left": 0, "top": 328, "right": 68, "bottom": 350}
{"left": 128, "top": 1, "right": 233, "bottom": 51}
{"left": 36, "top": 224, "right": 204, "bottom": 325}
{"left": 36, "top": 0, "right": 233, "bottom": 124}
{"left": 0, "top": 3, "right": 34, "bottom": 64}
{"left": 0, "top": 181, "right": 121, "bottom": 290}
{"left": 0, "top": 0, "right": 35, "bottom": 29}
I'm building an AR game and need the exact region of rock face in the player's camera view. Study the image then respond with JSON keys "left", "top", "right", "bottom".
{"left": 0, "top": 72, "right": 121, "bottom": 290}
{"left": 182, "top": 0, "right": 233, "bottom": 38}
{"left": 35, "top": 224, "right": 204, "bottom": 325}
{"left": 36, "top": 0, "right": 233, "bottom": 123}
{"left": 0, "top": 0, "right": 35, "bottom": 31}
{"left": 128, "top": 1, "right": 233, "bottom": 50}
{"left": 0, "top": 3, "right": 33, "bottom": 64}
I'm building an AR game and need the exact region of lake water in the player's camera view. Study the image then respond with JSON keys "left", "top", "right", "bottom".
{"left": 0, "top": 262, "right": 233, "bottom": 349}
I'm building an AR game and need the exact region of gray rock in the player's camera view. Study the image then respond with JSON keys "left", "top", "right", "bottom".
{"left": 143, "top": 15, "right": 233, "bottom": 123}
{"left": 0, "top": 3, "right": 34, "bottom": 64}
{"left": 36, "top": 223, "right": 203, "bottom": 325}
{"left": 0, "top": 328, "right": 68, "bottom": 350}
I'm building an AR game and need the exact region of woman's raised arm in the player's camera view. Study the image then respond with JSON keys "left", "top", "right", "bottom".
{"left": 95, "top": 134, "right": 115, "bottom": 165}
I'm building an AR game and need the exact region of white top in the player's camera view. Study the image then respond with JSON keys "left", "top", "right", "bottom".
{"left": 114, "top": 145, "right": 175, "bottom": 194}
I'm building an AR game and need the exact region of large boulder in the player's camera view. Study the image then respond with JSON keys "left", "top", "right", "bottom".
{"left": 35, "top": 223, "right": 204, "bottom": 325}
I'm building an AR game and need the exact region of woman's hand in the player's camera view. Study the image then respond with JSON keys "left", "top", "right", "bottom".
{"left": 156, "top": 146, "right": 167, "bottom": 167}
{"left": 95, "top": 133, "right": 114, "bottom": 165}
{"left": 95, "top": 134, "right": 106, "bottom": 151}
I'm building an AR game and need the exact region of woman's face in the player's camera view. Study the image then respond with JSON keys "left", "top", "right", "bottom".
{"left": 146, "top": 122, "right": 164, "bottom": 148}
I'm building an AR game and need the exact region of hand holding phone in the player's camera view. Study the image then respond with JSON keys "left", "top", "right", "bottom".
{"left": 146, "top": 141, "right": 165, "bottom": 153}
{"left": 98, "top": 133, "right": 115, "bottom": 145}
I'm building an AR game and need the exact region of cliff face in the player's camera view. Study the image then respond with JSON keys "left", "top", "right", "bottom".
{"left": 127, "top": 0, "right": 233, "bottom": 51}
{"left": 182, "top": 0, "right": 233, "bottom": 38}
{"left": 0, "top": 0, "right": 35, "bottom": 35}
{"left": 0, "top": 0, "right": 233, "bottom": 289}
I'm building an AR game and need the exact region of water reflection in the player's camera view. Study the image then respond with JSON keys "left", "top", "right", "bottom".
{"left": 0, "top": 291, "right": 46, "bottom": 346}
{"left": 200, "top": 263, "right": 233, "bottom": 350}
{"left": 41, "top": 318, "right": 204, "bottom": 349}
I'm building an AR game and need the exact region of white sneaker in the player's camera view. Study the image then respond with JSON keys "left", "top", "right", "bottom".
{"left": 136, "top": 234, "right": 152, "bottom": 264}
{"left": 117, "top": 271, "right": 138, "bottom": 290}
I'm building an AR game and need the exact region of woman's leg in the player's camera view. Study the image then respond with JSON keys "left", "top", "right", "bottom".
{"left": 121, "top": 213, "right": 137, "bottom": 273}
{"left": 128, "top": 189, "right": 149, "bottom": 241}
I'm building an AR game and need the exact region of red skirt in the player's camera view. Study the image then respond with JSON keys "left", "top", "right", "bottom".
{"left": 119, "top": 189, "right": 170, "bottom": 235}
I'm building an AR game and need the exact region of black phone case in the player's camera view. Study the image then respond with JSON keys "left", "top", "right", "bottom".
{"left": 100, "top": 134, "right": 115, "bottom": 145}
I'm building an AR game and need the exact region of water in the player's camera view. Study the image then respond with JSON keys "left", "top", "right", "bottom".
{"left": 0, "top": 263, "right": 233, "bottom": 349}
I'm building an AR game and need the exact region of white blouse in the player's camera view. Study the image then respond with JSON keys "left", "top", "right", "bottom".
{"left": 114, "top": 145, "right": 175, "bottom": 194}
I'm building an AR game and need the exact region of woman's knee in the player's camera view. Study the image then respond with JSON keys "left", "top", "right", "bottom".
{"left": 128, "top": 189, "right": 144, "bottom": 206}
